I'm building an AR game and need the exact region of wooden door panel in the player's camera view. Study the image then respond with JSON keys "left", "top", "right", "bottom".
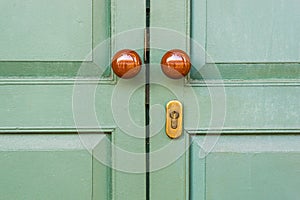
{"left": 0, "top": 0, "right": 92, "bottom": 61}
{"left": 149, "top": 0, "right": 300, "bottom": 199}
{"left": 0, "top": 0, "right": 111, "bottom": 81}
{"left": 204, "top": 0, "right": 300, "bottom": 63}
{"left": 184, "top": 86, "right": 300, "bottom": 130}
{"left": 190, "top": 135, "right": 300, "bottom": 200}
{"left": 0, "top": 134, "right": 111, "bottom": 200}
{"left": 0, "top": 0, "right": 146, "bottom": 198}
{"left": 0, "top": 151, "right": 92, "bottom": 199}
{"left": 191, "top": 0, "right": 300, "bottom": 85}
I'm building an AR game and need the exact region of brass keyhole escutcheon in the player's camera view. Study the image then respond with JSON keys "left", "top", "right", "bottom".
{"left": 166, "top": 100, "right": 183, "bottom": 139}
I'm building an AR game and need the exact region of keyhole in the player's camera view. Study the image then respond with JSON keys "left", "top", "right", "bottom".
{"left": 170, "top": 111, "right": 180, "bottom": 129}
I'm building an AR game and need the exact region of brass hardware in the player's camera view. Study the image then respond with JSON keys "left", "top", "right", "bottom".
{"left": 161, "top": 49, "right": 191, "bottom": 79}
{"left": 111, "top": 49, "right": 142, "bottom": 79}
{"left": 166, "top": 100, "right": 183, "bottom": 139}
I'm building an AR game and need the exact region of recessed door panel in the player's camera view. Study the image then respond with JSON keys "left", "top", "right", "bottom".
{"left": 0, "top": 0, "right": 92, "bottom": 61}
{"left": 205, "top": 0, "right": 300, "bottom": 63}
{"left": 0, "top": 134, "right": 111, "bottom": 200}
{"left": 191, "top": 135, "right": 300, "bottom": 200}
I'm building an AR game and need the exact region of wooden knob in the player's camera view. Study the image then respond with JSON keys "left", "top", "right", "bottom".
{"left": 112, "top": 49, "right": 142, "bottom": 79}
{"left": 161, "top": 49, "right": 191, "bottom": 79}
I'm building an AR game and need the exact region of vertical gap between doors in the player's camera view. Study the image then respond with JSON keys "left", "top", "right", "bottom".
{"left": 145, "top": 0, "right": 150, "bottom": 200}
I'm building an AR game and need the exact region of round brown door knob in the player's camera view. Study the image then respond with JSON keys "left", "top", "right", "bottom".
{"left": 161, "top": 49, "right": 191, "bottom": 79}
{"left": 112, "top": 49, "right": 142, "bottom": 79}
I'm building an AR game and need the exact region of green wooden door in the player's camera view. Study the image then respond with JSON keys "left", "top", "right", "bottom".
{"left": 0, "top": 0, "right": 146, "bottom": 199}
{"left": 2, "top": 0, "right": 300, "bottom": 199}
{"left": 149, "top": 0, "right": 300, "bottom": 199}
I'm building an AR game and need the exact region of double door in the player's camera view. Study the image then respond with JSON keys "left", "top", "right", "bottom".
{"left": 1, "top": 0, "right": 300, "bottom": 199}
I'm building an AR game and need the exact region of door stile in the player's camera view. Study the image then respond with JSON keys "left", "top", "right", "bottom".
{"left": 149, "top": 0, "right": 191, "bottom": 199}
{"left": 109, "top": 0, "right": 146, "bottom": 199}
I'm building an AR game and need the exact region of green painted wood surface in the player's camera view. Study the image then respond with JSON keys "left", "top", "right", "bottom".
{"left": 150, "top": 0, "right": 190, "bottom": 199}
{"left": 184, "top": 86, "right": 300, "bottom": 131}
{"left": 191, "top": 135, "right": 300, "bottom": 200}
{"left": 93, "top": 134, "right": 112, "bottom": 200}
{"left": 149, "top": 81, "right": 189, "bottom": 200}
{"left": 0, "top": 134, "right": 94, "bottom": 199}
{"left": 2, "top": 0, "right": 300, "bottom": 199}
{"left": 0, "top": 0, "right": 146, "bottom": 199}
{"left": 151, "top": 1, "right": 300, "bottom": 200}
{"left": 0, "top": 81, "right": 146, "bottom": 200}
{"left": 191, "top": 0, "right": 300, "bottom": 82}
{"left": 0, "top": 0, "right": 111, "bottom": 79}
{"left": 0, "top": 0, "right": 92, "bottom": 61}
{"left": 109, "top": 0, "right": 146, "bottom": 199}
{"left": 205, "top": 0, "right": 300, "bottom": 63}
{"left": 190, "top": 63, "right": 300, "bottom": 85}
